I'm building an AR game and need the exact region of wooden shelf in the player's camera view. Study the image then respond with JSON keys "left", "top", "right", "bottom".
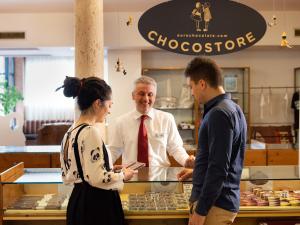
{"left": 3, "top": 207, "right": 300, "bottom": 221}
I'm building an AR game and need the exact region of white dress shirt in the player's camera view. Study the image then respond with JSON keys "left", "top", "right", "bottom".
{"left": 108, "top": 108, "right": 189, "bottom": 167}
{"left": 60, "top": 125, "right": 124, "bottom": 191}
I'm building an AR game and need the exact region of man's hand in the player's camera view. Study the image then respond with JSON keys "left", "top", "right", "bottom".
{"left": 177, "top": 168, "right": 193, "bottom": 181}
{"left": 184, "top": 155, "right": 195, "bottom": 168}
{"left": 189, "top": 212, "right": 206, "bottom": 225}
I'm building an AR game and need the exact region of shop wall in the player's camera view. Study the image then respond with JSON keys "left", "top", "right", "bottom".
{"left": 142, "top": 48, "right": 300, "bottom": 125}
{"left": 0, "top": 13, "right": 73, "bottom": 47}
{"left": 106, "top": 49, "right": 142, "bottom": 142}
{"left": 0, "top": 11, "right": 300, "bottom": 48}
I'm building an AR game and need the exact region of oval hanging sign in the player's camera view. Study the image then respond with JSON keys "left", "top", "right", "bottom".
{"left": 138, "top": 0, "right": 267, "bottom": 55}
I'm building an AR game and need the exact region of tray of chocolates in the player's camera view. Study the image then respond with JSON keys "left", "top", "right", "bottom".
{"left": 123, "top": 192, "right": 189, "bottom": 212}
{"left": 240, "top": 188, "right": 300, "bottom": 208}
{"left": 7, "top": 194, "right": 69, "bottom": 210}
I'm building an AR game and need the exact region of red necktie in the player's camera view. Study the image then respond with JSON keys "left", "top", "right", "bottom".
{"left": 137, "top": 115, "right": 149, "bottom": 166}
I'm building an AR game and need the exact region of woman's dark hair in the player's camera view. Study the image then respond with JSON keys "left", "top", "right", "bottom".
{"left": 184, "top": 57, "right": 223, "bottom": 88}
{"left": 61, "top": 76, "right": 111, "bottom": 111}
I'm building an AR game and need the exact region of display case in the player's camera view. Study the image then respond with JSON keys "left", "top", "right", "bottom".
{"left": 142, "top": 68, "right": 196, "bottom": 145}
{"left": 142, "top": 67, "right": 250, "bottom": 145}
{"left": 222, "top": 67, "right": 250, "bottom": 124}
{"left": 1, "top": 163, "right": 300, "bottom": 225}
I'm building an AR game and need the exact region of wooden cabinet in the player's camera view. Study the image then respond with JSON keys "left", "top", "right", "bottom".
{"left": 50, "top": 153, "right": 61, "bottom": 168}
{"left": 267, "top": 149, "right": 299, "bottom": 165}
{"left": 244, "top": 149, "right": 299, "bottom": 166}
{"left": 0, "top": 153, "right": 50, "bottom": 172}
{"left": 0, "top": 146, "right": 60, "bottom": 172}
{"left": 244, "top": 150, "right": 267, "bottom": 166}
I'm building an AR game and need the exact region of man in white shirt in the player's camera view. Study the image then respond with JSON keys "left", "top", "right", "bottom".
{"left": 109, "top": 76, "right": 194, "bottom": 167}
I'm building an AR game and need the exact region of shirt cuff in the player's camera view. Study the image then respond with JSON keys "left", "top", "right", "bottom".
{"left": 194, "top": 197, "right": 211, "bottom": 216}
{"left": 179, "top": 154, "right": 190, "bottom": 167}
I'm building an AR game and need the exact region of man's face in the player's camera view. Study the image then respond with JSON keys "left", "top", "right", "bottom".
{"left": 187, "top": 77, "right": 206, "bottom": 104}
{"left": 132, "top": 83, "right": 156, "bottom": 114}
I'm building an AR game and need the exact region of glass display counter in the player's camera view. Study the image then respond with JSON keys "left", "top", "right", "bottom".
{"left": 0, "top": 163, "right": 300, "bottom": 225}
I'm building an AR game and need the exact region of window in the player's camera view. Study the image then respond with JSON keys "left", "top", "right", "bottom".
{"left": 0, "top": 57, "right": 5, "bottom": 85}
{"left": 24, "top": 56, "right": 75, "bottom": 121}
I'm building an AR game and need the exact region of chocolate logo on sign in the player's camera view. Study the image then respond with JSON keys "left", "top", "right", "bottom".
{"left": 138, "top": 0, "right": 267, "bottom": 55}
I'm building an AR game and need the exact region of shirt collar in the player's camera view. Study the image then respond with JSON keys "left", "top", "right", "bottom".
{"left": 203, "top": 93, "right": 230, "bottom": 116}
{"left": 133, "top": 108, "right": 154, "bottom": 120}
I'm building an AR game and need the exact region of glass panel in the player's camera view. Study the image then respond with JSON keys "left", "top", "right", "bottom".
{"left": 3, "top": 168, "right": 62, "bottom": 184}
{"left": 242, "top": 165, "right": 300, "bottom": 180}
{"left": 1, "top": 166, "right": 299, "bottom": 184}
{"left": 128, "top": 167, "right": 183, "bottom": 182}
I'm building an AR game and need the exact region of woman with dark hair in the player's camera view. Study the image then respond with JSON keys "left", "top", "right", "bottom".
{"left": 58, "top": 76, "right": 134, "bottom": 225}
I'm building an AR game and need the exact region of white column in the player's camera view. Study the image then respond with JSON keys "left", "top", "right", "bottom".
{"left": 75, "top": 0, "right": 103, "bottom": 78}
{"left": 74, "top": 0, "right": 106, "bottom": 140}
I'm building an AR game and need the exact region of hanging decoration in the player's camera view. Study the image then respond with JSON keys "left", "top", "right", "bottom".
{"left": 115, "top": 13, "right": 127, "bottom": 76}
{"left": 280, "top": 0, "right": 293, "bottom": 48}
{"left": 126, "top": 16, "right": 133, "bottom": 26}
{"left": 268, "top": 0, "right": 277, "bottom": 27}
{"left": 268, "top": 15, "right": 277, "bottom": 27}
{"left": 115, "top": 58, "right": 127, "bottom": 75}
{"left": 281, "top": 32, "right": 292, "bottom": 48}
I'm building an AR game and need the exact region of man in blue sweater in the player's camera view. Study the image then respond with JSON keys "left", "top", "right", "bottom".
{"left": 177, "top": 57, "right": 247, "bottom": 225}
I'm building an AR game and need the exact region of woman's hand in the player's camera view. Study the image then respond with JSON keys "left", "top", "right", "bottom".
{"left": 113, "top": 164, "right": 124, "bottom": 172}
{"left": 123, "top": 168, "right": 136, "bottom": 181}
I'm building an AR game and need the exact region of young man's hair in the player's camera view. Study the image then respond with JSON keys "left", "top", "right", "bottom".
{"left": 184, "top": 57, "right": 223, "bottom": 88}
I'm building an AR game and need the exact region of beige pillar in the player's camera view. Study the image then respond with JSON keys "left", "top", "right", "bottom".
{"left": 74, "top": 0, "right": 106, "bottom": 140}
{"left": 75, "top": 0, "right": 103, "bottom": 78}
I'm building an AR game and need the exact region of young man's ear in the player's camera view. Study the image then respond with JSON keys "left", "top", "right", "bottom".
{"left": 198, "top": 79, "right": 207, "bottom": 89}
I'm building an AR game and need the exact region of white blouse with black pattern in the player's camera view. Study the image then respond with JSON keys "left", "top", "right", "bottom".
{"left": 60, "top": 125, "right": 124, "bottom": 191}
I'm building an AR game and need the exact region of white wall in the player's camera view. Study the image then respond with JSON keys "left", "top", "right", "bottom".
{"left": 0, "top": 11, "right": 300, "bottom": 48}
{"left": 259, "top": 11, "right": 300, "bottom": 46}
{"left": 106, "top": 49, "right": 141, "bottom": 142}
{"left": 142, "top": 48, "right": 300, "bottom": 125}
{"left": 1, "top": 9, "right": 299, "bottom": 127}
{"left": 0, "top": 13, "right": 74, "bottom": 47}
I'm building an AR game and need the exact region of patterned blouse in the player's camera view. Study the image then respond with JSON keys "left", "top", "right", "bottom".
{"left": 60, "top": 125, "right": 124, "bottom": 191}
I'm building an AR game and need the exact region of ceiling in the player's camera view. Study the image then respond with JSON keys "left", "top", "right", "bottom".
{"left": 0, "top": 0, "right": 299, "bottom": 13}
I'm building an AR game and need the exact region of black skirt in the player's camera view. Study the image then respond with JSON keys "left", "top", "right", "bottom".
{"left": 67, "top": 182, "right": 125, "bottom": 225}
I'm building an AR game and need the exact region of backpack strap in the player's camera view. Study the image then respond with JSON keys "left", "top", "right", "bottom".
{"left": 72, "top": 124, "right": 112, "bottom": 182}
{"left": 102, "top": 142, "right": 111, "bottom": 171}
{"left": 73, "top": 124, "right": 89, "bottom": 182}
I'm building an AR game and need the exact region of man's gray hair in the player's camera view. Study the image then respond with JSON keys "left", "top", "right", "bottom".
{"left": 134, "top": 76, "right": 157, "bottom": 90}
